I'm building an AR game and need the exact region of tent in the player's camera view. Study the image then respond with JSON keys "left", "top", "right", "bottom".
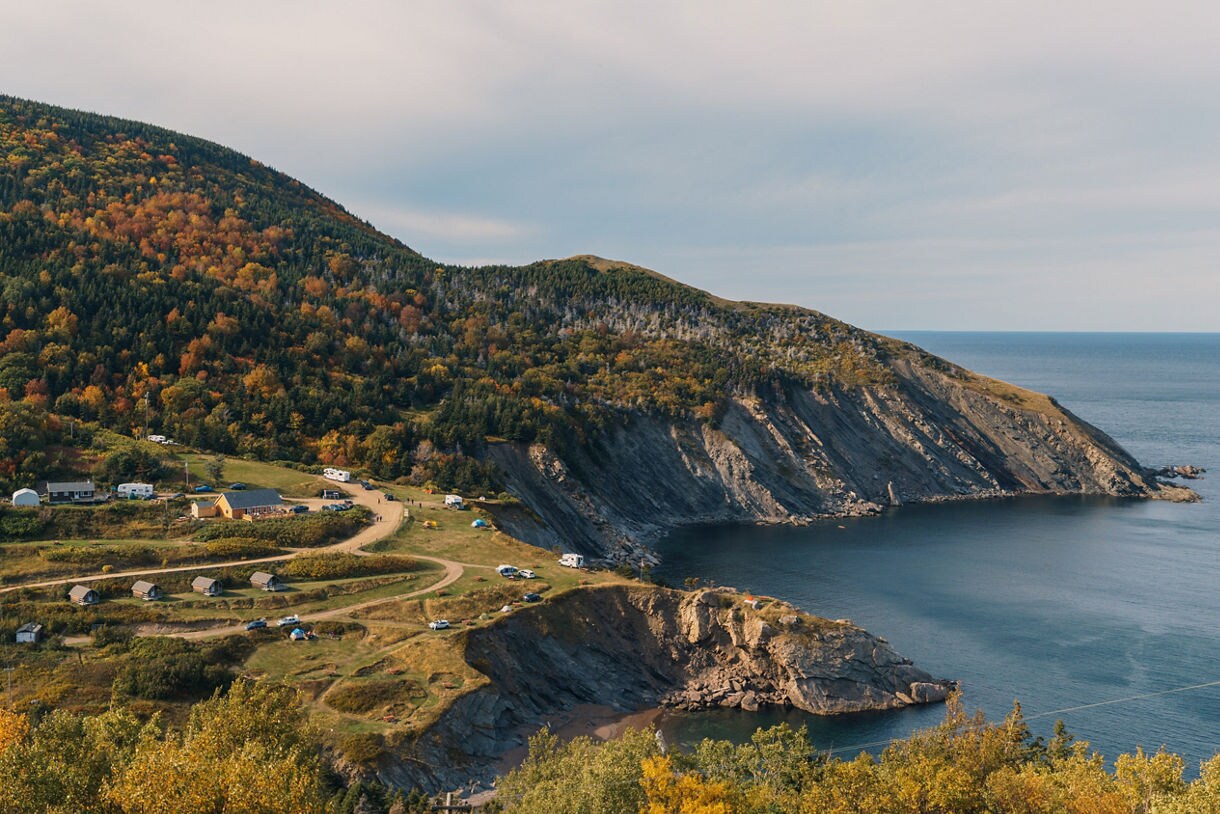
{"left": 290, "top": 628, "right": 307, "bottom": 641}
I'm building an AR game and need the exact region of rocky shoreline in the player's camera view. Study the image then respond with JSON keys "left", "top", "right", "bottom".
{"left": 359, "top": 584, "right": 953, "bottom": 793}
{"left": 486, "top": 359, "right": 1180, "bottom": 564}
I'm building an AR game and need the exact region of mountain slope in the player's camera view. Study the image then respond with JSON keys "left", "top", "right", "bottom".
{"left": 0, "top": 95, "right": 1170, "bottom": 559}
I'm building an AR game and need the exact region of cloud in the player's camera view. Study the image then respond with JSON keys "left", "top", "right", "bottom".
{"left": 3, "top": 1, "right": 1220, "bottom": 329}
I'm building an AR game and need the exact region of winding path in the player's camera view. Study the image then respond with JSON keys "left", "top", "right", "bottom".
{"left": 8, "top": 479, "right": 479, "bottom": 640}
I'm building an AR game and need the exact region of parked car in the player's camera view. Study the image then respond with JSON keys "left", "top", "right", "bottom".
{"left": 277, "top": 615, "right": 300, "bottom": 627}
{"left": 427, "top": 619, "right": 450, "bottom": 630}
{"left": 245, "top": 618, "right": 267, "bottom": 630}
{"left": 382, "top": 492, "right": 398, "bottom": 501}
{"left": 360, "top": 480, "right": 374, "bottom": 490}
{"left": 193, "top": 484, "right": 214, "bottom": 493}
{"left": 518, "top": 569, "right": 536, "bottom": 579}
{"left": 321, "top": 489, "right": 342, "bottom": 500}
{"left": 523, "top": 593, "right": 541, "bottom": 603}
{"left": 289, "top": 504, "right": 309, "bottom": 514}
{"left": 500, "top": 605, "right": 514, "bottom": 613}
{"left": 228, "top": 482, "right": 247, "bottom": 490}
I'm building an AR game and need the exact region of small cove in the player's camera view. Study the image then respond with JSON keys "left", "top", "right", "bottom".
{"left": 652, "top": 333, "right": 1220, "bottom": 767}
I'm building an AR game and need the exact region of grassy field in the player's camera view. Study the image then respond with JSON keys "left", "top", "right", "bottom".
{"left": 174, "top": 453, "right": 322, "bottom": 497}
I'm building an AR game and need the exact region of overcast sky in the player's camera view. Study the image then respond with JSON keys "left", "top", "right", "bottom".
{"left": 4, "top": 2, "right": 1219, "bottom": 330}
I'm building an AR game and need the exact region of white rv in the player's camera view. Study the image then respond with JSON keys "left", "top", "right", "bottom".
{"left": 116, "top": 483, "right": 155, "bottom": 500}
{"left": 323, "top": 467, "right": 351, "bottom": 483}
{"left": 146, "top": 434, "right": 166, "bottom": 444}
{"left": 444, "top": 494, "right": 464, "bottom": 509}
{"left": 559, "top": 553, "right": 585, "bottom": 569}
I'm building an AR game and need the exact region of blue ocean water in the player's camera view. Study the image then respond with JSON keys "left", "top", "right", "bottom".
{"left": 653, "top": 333, "right": 1220, "bottom": 768}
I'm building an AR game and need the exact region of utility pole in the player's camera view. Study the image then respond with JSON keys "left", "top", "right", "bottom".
{"left": 184, "top": 461, "right": 190, "bottom": 492}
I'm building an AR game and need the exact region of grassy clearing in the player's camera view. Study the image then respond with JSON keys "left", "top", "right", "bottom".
{"left": 174, "top": 454, "right": 321, "bottom": 497}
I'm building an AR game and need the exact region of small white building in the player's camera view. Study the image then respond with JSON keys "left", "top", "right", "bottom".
{"left": 444, "top": 494, "right": 464, "bottom": 509}
{"left": 16, "top": 623, "right": 44, "bottom": 644}
{"left": 116, "top": 482, "right": 155, "bottom": 500}
{"left": 559, "top": 553, "right": 585, "bottom": 569}
{"left": 323, "top": 467, "right": 351, "bottom": 483}
{"left": 10, "top": 488, "right": 39, "bottom": 507}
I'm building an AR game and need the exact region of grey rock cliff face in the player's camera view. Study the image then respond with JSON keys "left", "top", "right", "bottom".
{"left": 488, "top": 358, "right": 1156, "bottom": 561}
{"left": 367, "top": 585, "right": 952, "bottom": 792}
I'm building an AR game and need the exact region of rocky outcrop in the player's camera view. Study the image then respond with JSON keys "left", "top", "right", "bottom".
{"left": 487, "top": 357, "right": 1174, "bottom": 562}
{"left": 365, "top": 585, "right": 952, "bottom": 792}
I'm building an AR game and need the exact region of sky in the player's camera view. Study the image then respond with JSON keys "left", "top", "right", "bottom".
{"left": 3, "top": 1, "right": 1219, "bottom": 331}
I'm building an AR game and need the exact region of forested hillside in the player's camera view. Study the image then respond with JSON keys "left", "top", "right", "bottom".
{"left": 0, "top": 94, "right": 896, "bottom": 494}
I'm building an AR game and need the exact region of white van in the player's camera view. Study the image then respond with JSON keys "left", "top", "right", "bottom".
{"left": 559, "top": 553, "right": 585, "bottom": 569}
{"left": 116, "top": 483, "right": 155, "bottom": 500}
{"left": 323, "top": 467, "right": 351, "bottom": 483}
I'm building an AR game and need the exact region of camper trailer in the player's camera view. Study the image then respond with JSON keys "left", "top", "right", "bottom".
{"left": 116, "top": 483, "right": 155, "bottom": 500}
{"left": 559, "top": 553, "right": 585, "bottom": 569}
{"left": 323, "top": 468, "right": 351, "bottom": 483}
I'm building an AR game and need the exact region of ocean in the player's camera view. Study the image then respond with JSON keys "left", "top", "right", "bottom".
{"left": 652, "top": 332, "right": 1220, "bottom": 768}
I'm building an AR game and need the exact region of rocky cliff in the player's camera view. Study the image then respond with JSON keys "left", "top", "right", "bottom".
{"left": 488, "top": 353, "right": 1170, "bottom": 562}
{"left": 367, "top": 585, "right": 952, "bottom": 791}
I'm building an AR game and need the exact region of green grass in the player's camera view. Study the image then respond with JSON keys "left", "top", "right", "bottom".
{"left": 175, "top": 454, "right": 321, "bottom": 497}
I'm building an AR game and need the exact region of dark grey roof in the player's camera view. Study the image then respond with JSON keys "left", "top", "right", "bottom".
{"left": 42, "top": 481, "right": 95, "bottom": 493}
{"left": 68, "top": 585, "right": 97, "bottom": 600}
{"left": 16, "top": 623, "right": 42, "bottom": 634}
{"left": 220, "top": 488, "right": 283, "bottom": 510}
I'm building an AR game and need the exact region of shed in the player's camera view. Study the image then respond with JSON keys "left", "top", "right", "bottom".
{"left": 68, "top": 585, "right": 100, "bottom": 606}
{"left": 191, "top": 499, "right": 218, "bottom": 519}
{"left": 216, "top": 488, "right": 284, "bottom": 520}
{"left": 250, "top": 571, "right": 283, "bottom": 592}
{"left": 15, "top": 623, "right": 44, "bottom": 644}
{"left": 10, "top": 488, "right": 39, "bottom": 507}
{"left": 191, "top": 576, "right": 222, "bottom": 596}
{"left": 131, "top": 580, "right": 163, "bottom": 601}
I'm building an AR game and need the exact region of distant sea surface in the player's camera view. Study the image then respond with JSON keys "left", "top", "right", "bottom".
{"left": 653, "top": 333, "right": 1220, "bottom": 767}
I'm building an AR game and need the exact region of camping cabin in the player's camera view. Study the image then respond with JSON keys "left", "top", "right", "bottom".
{"left": 116, "top": 482, "right": 155, "bottom": 500}
{"left": 444, "top": 494, "right": 464, "bottom": 509}
{"left": 131, "top": 580, "right": 163, "bottom": 601}
{"left": 216, "top": 488, "right": 284, "bottom": 520}
{"left": 323, "top": 467, "right": 351, "bottom": 483}
{"left": 250, "top": 572, "right": 283, "bottom": 592}
{"left": 191, "top": 576, "right": 222, "bottom": 596}
{"left": 39, "top": 480, "right": 97, "bottom": 504}
{"left": 68, "top": 585, "right": 100, "bottom": 606}
{"left": 559, "top": 552, "right": 585, "bottom": 569}
{"left": 191, "top": 499, "right": 218, "bottom": 518}
{"left": 10, "top": 488, "right": 39, "bottom": 507}
{"left": 15, "top": 623, "right": 44, "bottom": 644}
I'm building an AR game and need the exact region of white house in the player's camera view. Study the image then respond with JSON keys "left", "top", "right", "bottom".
{"left": 15, "top": 623, "right": 44, "bottom": 644}
{"left": 10, "top": 488, "right": 39, "bottom": 507}
{"left": 323, "top": 468, "right": 351, "bottom": 483}
{"left": 444, "top": 494, "right": 464, "bottom": 509}
{"left": 559, "top": 553, "right": 585, "bottom": 569}
{"left": 116, "top": 483, "right": 155, "bottom": 500}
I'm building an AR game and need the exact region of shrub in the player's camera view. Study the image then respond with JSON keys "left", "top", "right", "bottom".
{"left": 281, "top": 553, "right": 417, "bottom": 581}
